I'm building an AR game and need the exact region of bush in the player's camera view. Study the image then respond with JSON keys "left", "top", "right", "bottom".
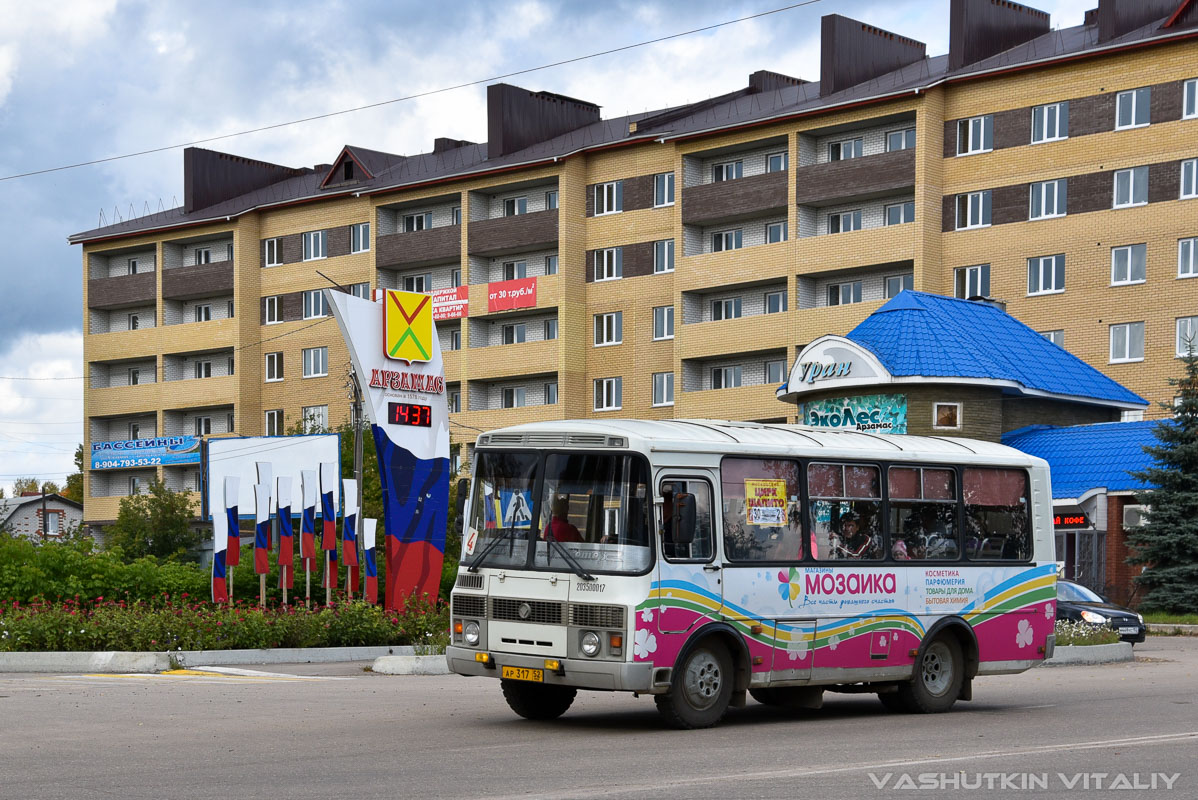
{"left": 1054, "top": 619, "right": 1121, "bottom": 646}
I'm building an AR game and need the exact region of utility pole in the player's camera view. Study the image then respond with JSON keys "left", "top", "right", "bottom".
{"left": 40, "top": 487, "right": 47, "bottom": 540}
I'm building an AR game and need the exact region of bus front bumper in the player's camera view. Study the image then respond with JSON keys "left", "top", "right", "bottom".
{"left": 446, "top": 646, "right": 658, "bottom": 693}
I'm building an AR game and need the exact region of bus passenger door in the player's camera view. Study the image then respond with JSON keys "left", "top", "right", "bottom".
{"left": 654, "top": 475, "right": 720, "bottom": 636}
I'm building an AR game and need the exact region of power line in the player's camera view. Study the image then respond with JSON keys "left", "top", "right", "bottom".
{"left": 0, "top": 0, "right": 822, "bottom": 183}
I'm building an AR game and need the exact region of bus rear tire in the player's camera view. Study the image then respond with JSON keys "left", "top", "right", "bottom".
{"left": 500, "top": 680, "right": 577, "bottom": 720}
{"left": 655, "top": 641, "right": 733, "bottom": 729}
{"left": 893, "top": 635, "right": 964, "bottom": 714}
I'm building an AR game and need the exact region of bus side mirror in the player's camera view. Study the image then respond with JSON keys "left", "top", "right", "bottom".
{"left": 674, "top": 493, "right": 697, "bottom": 545}
{"left": 455, "top": 478, "right": 469, "bottom": 526}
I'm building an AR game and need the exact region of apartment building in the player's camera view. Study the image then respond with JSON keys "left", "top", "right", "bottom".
{"left": 72, "top": 0, "right": 1198, "bottom": 529}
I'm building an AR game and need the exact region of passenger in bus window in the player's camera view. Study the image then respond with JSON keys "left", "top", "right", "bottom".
{"left": 831, "top": 512, "right": 880, "bottom": 559}
{"left": 542, "top": 494, "right": 582, "bottom": 543}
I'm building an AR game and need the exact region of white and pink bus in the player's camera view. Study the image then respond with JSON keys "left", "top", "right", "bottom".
{"left": 446, "top": 420, "right": 1056, "bottom": 729}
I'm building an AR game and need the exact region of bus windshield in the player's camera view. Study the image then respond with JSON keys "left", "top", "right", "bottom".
{"left": 467, "top": 450, "right": 653, "bottom": 575}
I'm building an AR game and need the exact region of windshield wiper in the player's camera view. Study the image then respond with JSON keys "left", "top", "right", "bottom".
{"left": 543, "top": 535, "right": 595, "bottom": 581}
{"left": 467, "top": 527, "right": 521, "bottom": 572}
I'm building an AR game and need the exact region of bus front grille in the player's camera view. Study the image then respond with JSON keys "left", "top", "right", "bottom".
{"left": 570, "top": 604, "right": 626, "bottom": 629}
{"left": 455, "top": 573, "right": 484, "bottom": 590}
{"left": 451, "top": 594, "right": 486, "bottom": 618}
{"left": 490, "top": 598, "right": 564, "bottom": 625}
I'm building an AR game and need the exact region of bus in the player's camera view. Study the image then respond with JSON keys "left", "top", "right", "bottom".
{"left": 446, "top": 419, "right": 1056, "bottom": 729}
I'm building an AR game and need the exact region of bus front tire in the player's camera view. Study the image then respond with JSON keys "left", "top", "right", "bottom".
{"left": 655, "top": 642, "right": 733, "bottom": 729}
{"left": 888, "top": 635, "right": 964, "bottom": 714}
{"left": 501, "top": 679, "right": 577, "bottom": 720}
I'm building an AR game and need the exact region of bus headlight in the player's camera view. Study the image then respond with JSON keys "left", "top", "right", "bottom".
{"left": 464, "top": 621, "right": 481, "bottom": 646}
{"left": 580, "top": 631, "right": 601, "bottom": 657}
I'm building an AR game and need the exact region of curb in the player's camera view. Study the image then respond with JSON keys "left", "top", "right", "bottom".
{"left": 0, "top": 646, "right": 417, "bottom": 673}
{"left": 1147, "top": 623, "right": 1198, "bottom": 636}
{"left": 174, "top": 645, "right": 411, "bottom": 667}
{"left": 370, "top": 655, "right": 450, "bottom": 675}
{"left": 0, "top": 651, "right": 170, "bottom": 673}
{"left": 1040, "top": 642, "right": 1134, "bottom": 667}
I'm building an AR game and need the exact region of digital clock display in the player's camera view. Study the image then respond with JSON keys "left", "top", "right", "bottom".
{"left": 388, "top": 402, "right": 432, "bottom": 427}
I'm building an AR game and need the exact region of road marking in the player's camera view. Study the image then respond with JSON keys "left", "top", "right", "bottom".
{"left": 487, "top": 731, "right": 1198, "bottom": 800}
{"left": 56, "top": 667, "right": 353, "bottom": 683}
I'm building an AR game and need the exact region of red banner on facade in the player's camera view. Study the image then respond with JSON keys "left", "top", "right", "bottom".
{"left": 487, "top": 277, "right": 537, "bottom": 313}
{"left": 431, "top": 287, "right": 468, "bottom": 320}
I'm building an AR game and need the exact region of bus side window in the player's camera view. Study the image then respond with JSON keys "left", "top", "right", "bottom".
{"left": 809, "top": 463, "right": 883, "bottom": 561}
{"left": 720, "top": 457, "right": 802, "bottom": 562}
{"left": 964, "top": 468, "right": 1031, "bottom": 561}
{"left": 661, "top": 479, "right": 714, "bottom": 562}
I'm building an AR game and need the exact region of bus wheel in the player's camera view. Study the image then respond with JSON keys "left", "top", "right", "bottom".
{"left": 895, "top": 635, "right": 964, "bottom": 714}
{"left": 500, "top": 680, "right": 577, "bottom": 720}
{"left": 655, "top": 641, "right": 733, "bottom": 729}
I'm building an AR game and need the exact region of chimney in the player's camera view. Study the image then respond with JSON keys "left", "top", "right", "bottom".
{"left": 949, "top": 0, "right": 1051, "bottom": 71}
{"left": 433, "top": 137, "right": 476, "bottom": 154}
{"left": 182, "top": 148, "right": 306, "bottom": 214}
{"left": 1096, "top": 0, "right": 1179, "bottom": 42}
{"left": 748, "top": 70, "right": 806, "bottom": 93}
{"left": 486, "top": 84, "right": 601, "bottom": 161}
{"left": 819, "top": 15, "right": 926, "bottom": 97}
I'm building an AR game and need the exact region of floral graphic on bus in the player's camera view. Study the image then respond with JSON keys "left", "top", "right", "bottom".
{"left": 634, "top": 628, "right": 658, "bottom": 660}
{"left": 786, "top": 636, "right": 809, "bottom": 661}
{"left": 641, "top": 608, "right": 654, "bottom": 623}
{"left": 777, "top": 567, "right": 800, "bottom": 607}
{"left": 1044, "top": 602, "right": 1054, "bottom": 619}
{"left": 1016, "top": 618, "right": 1034, "bottom": 648}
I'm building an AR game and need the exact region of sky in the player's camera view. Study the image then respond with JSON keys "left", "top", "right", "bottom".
{"left": 0, "top": 0, "right": 1099, "bottom": 495}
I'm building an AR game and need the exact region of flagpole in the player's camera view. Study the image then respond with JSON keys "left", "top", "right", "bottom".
{"left": 260, "top": 573, "right": 266, "bottom": 607}
{"left": 305, "top": 562, "right": 311, "bottom": 608}
{"left": 228, "top": 566, "right": 234, "bottom": 606}
{"left": 325, "top": 551, "right": 331, "bottom": 606}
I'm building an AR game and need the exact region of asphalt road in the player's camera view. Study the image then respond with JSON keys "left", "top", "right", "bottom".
{"left": 2, "top": 638, "right": 1196, "bottom": 799}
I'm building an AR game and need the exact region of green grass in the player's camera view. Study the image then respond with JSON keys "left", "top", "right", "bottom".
{"left": 1142, "top": 612, "right": 1198, "bottom": 625}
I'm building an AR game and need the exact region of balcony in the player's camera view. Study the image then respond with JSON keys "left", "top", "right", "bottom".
{"left": 676, "top": 383, "right": 785, "bottom": 420}
{"left": 467, "top": 209, "right": 558, "bottom": 257}
{"left": 88, "top": 271, "right": 155, "bottom": 310}
{"left": 442, "top": 348, "right": 460, "bottom": 381}
{"left": 681, "top": 172, "right": 788, "bottom": 228}
{"left": 161, "top": 260, "right": 234, "bottom": 301}
{"left": 795, "top": 299, "right": 886, "bottom": 342}
{"left": 678, "top": 312, "right": 795, "bottom": 362}
{"left": 467, "top": 274, "right": 562, "bottom": 317}
{"left": 82, "top": 495, "right": 126, "bottom": 525}
{"left": 794, "top": 224, "right": 915, "bottom": 275}
{"left": 678, "top": 245, "right": 790, "bottom": 292}
{"left": 162, "top": 316, "right": 237, "bottom": 348}
{"left": 87, "top": 382, "right": 164, "bottom": 417}
{"left": 458, "top": 403, "right": 565, "bottom": 433}
{"left": 160, "top": 375, "right": 236, "bottom": 409}
{"left": 86, "top": 327, "right": 162, "bottom": 362}
{"left": 376, "top": 225, "right": 462, "bottom": 270}
{"left": 467, "top": 339, "right": 558, "bottom": 382}
{"left": 795, "top": 149, "right": 915, "bottom": 207}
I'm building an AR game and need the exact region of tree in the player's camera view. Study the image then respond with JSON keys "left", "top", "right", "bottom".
{"left": 11, "top": 477, "right": 39, "bottom": 495}
{"left": 105, "top": 479, "right": 202, "bottom": 562}
{"left": 1127, "top": 348, "right": 1198, "bottom": 612}
{"left": 61, "top": 445, "right": 84, "bottom": 503}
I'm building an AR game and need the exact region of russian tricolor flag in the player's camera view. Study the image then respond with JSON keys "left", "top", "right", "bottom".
{"left": 277, "top": 476, "right": 294, "bottom": 590}
{"left": 300, "top": 470, "right": 317, "bottom": 562}
{"left": 341, "top": 479, "right": 359, "bottom": 568}
{"left": 224, "top": 476, "right": 241, "bottom": 566}
{"left": 320, "top": 462, "right": 337, "bottom": 551}
{"left": 362, "top": 518, "right": 378, "bottom": 604}
{"left": 212, "top": 500, "right": 229, "bottom": 603}
{"left": 253, "top": 483, "right": 271, "bottom": 575}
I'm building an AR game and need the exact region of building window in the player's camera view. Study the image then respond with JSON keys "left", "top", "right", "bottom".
{"left": 712, "top": 161, "right": 743, "bottom": 182}
{"left": 301, "top": 405, "right": 328, "bottom": 432}
{"left": 194, "top": 304, "right": 211, "bottom": 323}
{"left": 652, "top": 372, "right": 674, "bottom": 407}
{"left": 503, "top": 196, "right": 527, "bottom": 217}
{"left": 764, "top": 359, "right": 786, "bottom": 384}
{"left": 129, "top": 476, "right": 141, "bottom": 495}
{"left": 1115, "top": 87, "right": 1151, "bottom": 129}
{"left": 764, "top": 290, "right": 787, "bottom": 314}
{"left": 348, "top": 282, "right": 370, "bottom": 300}
{"left": 194, "top": 361, "right": 212, "bottom": 379}
{"left": 265, "top": 295, "right": 282, "bottom": 324}
{"left": 828, "top": 138, "right": 863, "bottom": 161}
{"left": 954, "top": 264, "right": 991, "bottom": 298}
{"left": 1182, "top": 159, "right": 1197, "bottom": 200}
{"left": 545, "top": 190, "right": 558, "bottom": 210}
{"left": 403, "top": 212, "right": 432, "bottom": 232}
{"left": 43, "top": 510, "right": 61, "bottom": 535}
{"left": 594, "top": 377, "right": 622, "bottom": 411}
{"left": 544, "top": 319, "right": 558, "bottom": 340}
{"left": 302, "top": 289, "right": 327, "bottom": 319}
{"left": 766, "top": 221, "right": 788, "bottom": 243}
{"left": 502, "top": 323, "right": 527, "bottom": 345}
{"left": 957, "top": 115, "right": 993, "bottom": 155}
{"left": 654, "top": 172, "right": 675, "bottom": 206}
{"left": 128, "top": 367, "right": 141, "bottom": 386}
{"left": 767, "top": 152, "right": 788, "bottom": 172}
{"left": 1177, "top": 317, "right": 1198, "bottom": 357}
{"left": 955, "top": 191, "right": 992, "bottom": 229}
{"left": 884, "top": 201, "right": 915, "bottom": 226}
{"left": 194, "top": 247, "right": 212, "bottom": 265}
{"left": 653, "top": 306, "right": 674, "bottom": 340}
{"left": 1113, "top": 167, "right": 1148, "bottom": 208}
{"left": 128, "top": 313, "right": 140, "bottom": 331}
{"left": 195, "top": 416, "right": 212, "bottom": 436}
{"left": 449, "top": 329, "right": 461, "bottom": 351}
{"left": 226, "top": 243, "right": 234, "bottom": 262}
{"left": 1041, "top": 330, "right": 1065, "bottom": 348}
{"left": 264, "top": 238, "right": 281, "bottom": 266}
{"left": 301, "top": 231, "right": 327, "bottom": 261}
{"left": 1030, "top": 179, "right": 1067, "bottom": 219}
{"left": 350, "top": 222, "right": 370, "bottom": 253}
{"left": 828, "top": 210, "right": 862, "bottom": 234}
{"left": 265, "top": 352, "right": 284, "bottom": 382}
{"left": 712, "top": 297, "right": 742, "bottom": 321}
{"left": 544, "top": 382, "right": 558, "bottom": 405}
{"left": 712, "top": 365, "right": 742, "bottom": 389}
{"left": 226, "top": 412, "right": 235, "bottom": 432}
{"left": 127, "top": 258, "right": 139, "bottom": 275}
{"left": 595, "top": 248, "right": 622, "bottom": 281}
{"left": 1111, "top": 244, "right": 1147, "bottom": 285}
{"left": 933, "top": 402, "right": 961, "bottom": 430}
{"left": 545, "top": 255, "right": 558, "bottom": 275}
{"left": 886, "top": 128, "right": 916, "bottom": 151}
{"left": 1180, "top": 237, "right": 1198, "bottom": 278}
{"left": 452, "top": 268, "right": 462, "bottom": 287}
{"left": 1031, "top": 101, "right": 1069, "bottom": 143}
{"left": 594, "top": 181, "right": 622, "bottom": 215}
{"left": 654, "top": 239, "right": 674, "bottom": 272}
{"left": 827, "top": 281, "right": 862, "bottom": 306}
{"left": 1027, "top": 254, "right": 1065, "bottom": 295}
{"left": 227, "top": 357, "right": 235, "bottom": 376}
{"left": 712, "top": 229, "right": 743, "bottom": 252}
{"left": 594, "top": 312, "right": 622, "bottom": 346}
{"left": 403, "top": 273, "right": 431, "bottom": 293}
{"left": 1110, "top": 322, "right": 1145, "bottom": 363}
{"left": 265, "top": 409, "right": 284, "bottom": 436}
{"left": 228, "top": 300, "right": 235, "bottom": 318}
{"left": 1185, "top": 79, "right": 1197, "bottom": 119}
{"left": 448, "top": 391, "right": 461, "bottom": 413}
{"left": 128, "top": 422, "right": 140, "bottom": 439}
{"left": 501, "top": 387, "right": 527, "bottom": 408}
{"left": 302, "top": 346, "right": 328, "bottom": 378}
{"left": 885, "top": 274, "right": 913, "bottom": 298}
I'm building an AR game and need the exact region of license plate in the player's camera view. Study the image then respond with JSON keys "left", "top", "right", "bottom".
{"left": 501, "top": 666, "right": 543, "bottom": 682}
{"left": 1118, "top": 626, "right": 1138, "bottom": 634}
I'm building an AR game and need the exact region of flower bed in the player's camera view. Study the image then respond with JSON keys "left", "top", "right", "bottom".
{"left": 1053, "top": 619, "right": 1121, "bottom": 646}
